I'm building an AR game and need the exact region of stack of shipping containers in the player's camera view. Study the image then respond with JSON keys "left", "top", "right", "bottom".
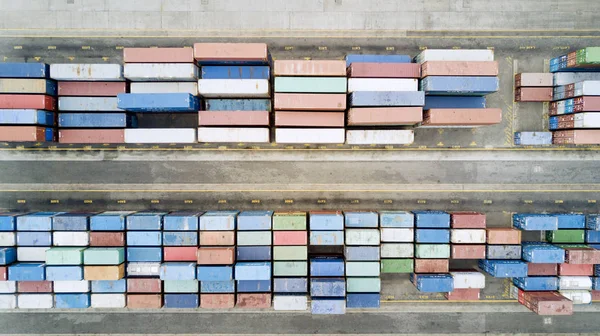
{"left": 195, "top": 43, "right": 270, "bottom": 144}
{"left": 0, "top": 213, "right": 18, "bottom": 308}
{"left": 588, "top": 215, "right": 600, "bottom": 299}
{"left": 120, "top": 48, "right": 199, "bottom": 144}
{"left": 480, "top": 214, "right": 527, "bottom": 280}
{"left": 52, "top": 64, "right": 128, "bottom": 144}
{"left": 417, "top": 49, "right": 501, "bottom": 127}
{"left": 272, "top": 212, "right": 308, "bottom": 311}
{"left": 197, "top": 211, "right": 237, "bottom": 308}
{"left": 514, "top": 73, "right": 553, "bottom": 102}
{"left": 0, "top": 63, "right": 56, "bottom": 142}
{"left": 273, "top": 60, "right": 346, "bottom": 144}
{"left": 346, "top": 54, "right": 421, "bottom": 145}
{"left": 379, "top": 211, "right": 414, "bottom": 275}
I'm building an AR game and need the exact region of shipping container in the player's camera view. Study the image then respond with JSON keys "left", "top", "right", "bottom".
{"left": 559, "top": 290, "right": 592, "bottom": 304}
{"left": 0, "top": 94, "right": 55, "bottom": 110}
{"left": 546, "top": 230, "right": 585, "bottom": 243}
{"left": 237, "top": 246, "right": 272, "bottom": 261}
{"left": 237, "top": 231, "right": 271, "bottom": 246}
{"left": 273, "top": 278, "right": 307, "bottom": 293}
{"left": 349, "top": 129, "right": 414, "bottom": 144}
{"left": 53, "top": 232, "right": 89, "bottom": 246}
{"left": 559, "top": 276, "right": 593, "bottom": 290}
{"left": 347, "top": 78, "right": 418, "bottom": 92}
{"left": 422, "top": 61, "right": 498, "bottom": 77}
{"left": 415, "top": 49, "right": 494, "bottom": 63}
{"left": 513, "top": 277, "right": 558, "bottom": 291}
{"left": 201, "top": 66, "right": 270, "bottom": 79}
{"left": 345, "top": 229, "right": 381, "bottom": 246}
{"left": 311, "top": 298, "right": 346, "bottom": 315}
{"left": 127, "top": 294, "right": 162, "bottom": 308}
{"left": 17, "top": 232, "right": 50, "bottom": 246}
{"left": 58, "top": 97, "right": 120, "bottom": 112}
{"left": 275, "top": 111, "right": 344, "bottom": 127}
{"left": 199, "top": 231, "right": 235, "bottom": 246}
{"left": 53, "top": 280, "right": 90, "bottom": 293}
{"left": 123, "top": 47, "right": 194, "bottom": 63}
{"left": 193, "top": 43, "right": 269, "bottom": 65}
{"left": 17, "top": 294, "right": 53, "bottom": 308}
{"left": 558, "top": 263, "right": 593, "bottom": 276}
{"left": 124, "top": 128, "right": 196, "bottom": 143}
{"left": 514, "top": 132, "right": 552, "bottom": 146}
{"left": 310, "top": 257, "right": 344, "bottom": 277}
{"left": 415, "top": 229, "right": 450, "bottom": 243}
{"left": 445, "top": 288, "right": 480, "bottom": 301}
{"left": 17, "top": 247, "right": 49, "bottom": 262}
{"left": 349, "top": 91, "right": 425, "bottom": 107}
{"left": 205, "top": 99, "right": 271, "bottom": 111}
{"left": 422, "top": 108, "right": 502, "bottom": 127}
{"left": 486, "top": 245, "right": 522, "bottom": 259}
{"left": 451, "top": 271, "right": 485, "bottom": 289}
{"left": 58, "top": 113, "right": 134, "bottom": 128}
{"left": 452, "top": 245, "right": 486, "bottom": 259}
{"left": 414, "top": 259, "right": 449, "bottom": 273}
{"left": 198, "top": 127, "right": 269, "bottom": 143}
{"left": 275, "top": 128, "right": 344, "bottom": 144}
{"left": 344, "top": 246, "right": 380, "bottom": 261}
{"left": 0, "top": 79, "right": 56, "bottom": 95}
{"left": 553, "top": 130, "right": 600, "bottom": 144}
{"left": 515, "top": 88, "right": 553, "bottom": 102}
{"left": 423, "top": 96, "right": 486, "bottom": 110}
{"left": 381, "top": 259, "right": 413, "bottom": 273}
{"left": 198, "top": 79, "right": 269, "bottom": 98}
{"left": 273, "top": 295, "right": 307, "bottom": 311}
{"left": 50, "top": 64, "right": 124, "bottom": 81}
{"left": 57, "top": 81, "right": 126, "bottom": 97}
{"left": 0, "top": 63, "right": 48, "bottom": 78}
{"left": 130, "top": 82, "right": 198, "bottom": 95}
{"left": 449, "top": 212, "right": 485, "bottom": 229}
{"left": 117, "top": 93, "right": 198, "bottom": 112}
{"left": 522, "top": 243, "right": 565, "bottom": 263}
{"left": 199, "top": 111, "right": 269, "bottom": 126}
{"left": 413, "top": 211, "right": 450, "bottom": 228}
{"left": 234, "top": 262, "right": 272, "bottom": 280}
{"left": 348, "top": 62, "right": 421, "bottom": 78}
{"left": 515, "top": 73, "right": 553, "bottom": 87}
{"left": 310, "top": 278, "right": 346, "bottom": 297}
{"left": 237, "top": 211, "right": 272, "bottom": 231}
{"left": 163, "top": 293, "right": 199, "bottom": 308}
{"left": 347, "top": 107, "right": 423, "bottom": 126}
{"left": 380, "top": 243, "right": 413, "bottom": 258}
{"left": 309, "top": 232, "right": 344, "bottom": 246}
{"left": 345, "top": 54, "right": 411, "bottom": 67}
{"left": 274, "top": 77, "right": 346, "bottom": 93}
{"left": 196, "top": 247, "right": 235, "bottom": 265}
{"left": 274, "top": 60, "right": 346, "bottom": 77}
{"left": 513, "top": 214, "right": 558, "bottom": 231}
{"left": 415, "top": 244, "right": 450, "bottom": 259}
{"left": 553, "top": 72, "right": 600, "bottom": 86}
{"left": 410, "top": 273, "right": 454, "bottom": 292}
{"left": 486, "top": 228, "right": 521, "bottom": 244}
{"left": 236, "top": 280, "right": 271, "bottom": 293}
{"left": 380, "top": 228, "right": 412, "bottom": 243}
{"left": 236, "top": 293, "right": 271, "bottom": 308}
{"left": 59, "top": 129, "right": 124, "bottom": 144}
{"left": 124, "top": 63, "right": 199, "bottom": 82}
{"left": 274, "top": 93, "right": 346, "bottom": 111}
{"left": 379, "top": 211, "right": 414, "bottom": 228}
{"left": 421, "top": 76, "right": 499, "bottom": 95}
{"left": 0, "top": 110, "right": 54, "bottom": 126}
{"left": 478, "top": 259, "right": 528, "bottom": 278}
{"left": 346, "top": 293, "right": 380, "bottom": 308}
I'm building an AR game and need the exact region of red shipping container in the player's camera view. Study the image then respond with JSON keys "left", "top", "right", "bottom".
{"left": 564, "top": 247, "right": 600, "bottom": 264}
{"left": 0, "top": 266, "right": 5, "bottom": 281}
{"left": 17, "top": 281, "right": 52, "bottom": 293}
{"left": 414, "top": 259, "right": 449, "bottom": 273}
{"left": 199, "top": 231, "right": 235, "bottom": 246}
{"left": 592, "top": 290, "right": 600, "bottom": 301}
{"left": 59, "top": 129, "right": 125, "bottom": 144}
{"left": 198, "top": 111, "right": 269, "bottom": 126}
{"left": 236, "top": 293, "right": 272, "bottom": 308}
{"left": 273, "top": 231, "right": 307, "bottom": 246}
{"left": 275, "top": 111, "right": 345, "bottom": 127}
{"left": 528, "top": 263, "right": 558, "bottom": 276}
{"left": 274, "top": 93, "right": 346, "bottom": 111}
{"left": 558, "top": 263, "right": 593, "bottom": 276}
{"left": 525, "top": 292, "right": 573, "bottom": 316}
{"left": 450, "top": 212, "right": 486, "bottom": 229}
{"left": 0, "top": 94, "right": 55, "bottom": 110}
{"left": 57, "top": 82, "right": 127, "bottom": 97}
{"left": 164, "top": 247, "right": 198, "bottom": 261}
{"left": 193, "top": 43, "right": 268, "bottom": 63}
{"left": 445, "top": 288, "right": 480, "bottom": 301}
{"left": 515, "top": 88, "right": 553, "bottom": 102}
{"left": 0, "top": 126, "right": 50, "bottom": 142}
{"left": 423, "top": 108, "right": 502, "bottom": 126}
{"left": 348, "top": 63, "right": 421, "bottom": 78}
{"left": 421, "top": 61, "right": 498, "bottom": 77}
{"left": 89, "top": 232, "right": 125, "bottom": 247}
{"left": 127, "top": 278, "right": 162, "bottom": 293}
{"left": 486, "top": 228, "right": 521, "bottom": 245}
{"left": 123, "top": 47, "right": 194, "bottom": 63}
{"left": 347, "top": 107, "right": 422, "bottom": 126}
{"left": 451, "top": 245, "right": 486, "bottom": 259}
{"left": 274, "top": 60, "right": 346, "bottom": 77}
{"left": 127, "top": 294, "right": 162, "bottom": 308}
{"left": 197, "top": 247, "right": 235, "bottom": 265}
{"left": 201, "top": 293, "right": 235, "bottom": 308}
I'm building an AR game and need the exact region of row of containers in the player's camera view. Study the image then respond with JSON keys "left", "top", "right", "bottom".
{"left": 1, "top": 210, "right": 600, "bottom": 315}
{"left": 513, "top": 46, "right": 600, "bottom": 145}
{"left": 0, "top": 45, "right": 501, "bottom": 145}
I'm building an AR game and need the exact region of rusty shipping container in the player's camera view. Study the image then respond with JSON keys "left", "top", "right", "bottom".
{"left": 127, "top": 278, "right": 162, "bottom": 293}
{"left": 553, "top": 130, "right": 600, "bottom": 144}
{"left": 515, "top": 73, "right": 553, "bottom": 87}
{"left": 422, "top": 108, "right": 502, "bottom": 126}
{"left": 274, "top": 93, "right": 346, "bottom": 111}
{"left": 445, "top": 288, "right": 480, "bottom": 300}
{"left": 0, "top": 126, "right": 50, "bottom": 142}
{"left": 564, "top": 247, "right": 600, "bottom": 264}
{"left": 414, "top": 259, "right": 449, "bottom": 273}
{"left": 193, "top": 43, "right": 268, "bottom": 64}
{"left": 198, "top": 111, "right": 270, "bottom": 126}
{"left": 58, "top": 129, "right": 125, "bottom": 144}
{"left": 274, "top": 60, "right": 346, "bottom": 76}
{"left": 421, "top": 61, "right": 498, "bottom": 77}
{"left": 0, "top": 94, "right": 55, "bottom": 110}
{"left": 89, "top": 232, "right": 125, "bottom": 247}
{"left": 558, "top": 263, "right": 593, "bottom": 276}
{"left": 127, "top": 294, "right": 162, "bottom": 308}
{"left": 123, "top": 48, "right": 194, "bottom": 63}
{"left": 275, "top": 112, "right": 345, "bottom": 127}
{"left": 522, "top": 291, "right": 573, "bottom": 315}
{"left": 450, "top": 212, "right": 486, "bottom": 228}
{"left": 451, "top": 245, "right": 486, "bottom": 259}
{"left": 347, "top": 107, "right": 422, "bottom": 126}
{"left": 348, "top": 63, "right": 421, "bottom": 78}
{"left": 201, "top": 294, "right": 235, "bottom": 308}
{"left": 528, "top": 263, "right": 558, "bottom": 276}
{"left": 486, "top": 228, "right": 521, "bottom": 245}
{"left": 515, "top": 88, "right": 553, "bottom": 102}
{"left": 57, "top": 82, "right": 127, "bottom": 97}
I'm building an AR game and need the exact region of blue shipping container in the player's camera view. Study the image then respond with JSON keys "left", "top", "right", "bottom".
{"left": 199, "top": 211, "right": 238, "bottom": 231}
{"left": 0, "top": 110, "right": 54, "bottom": 126}
{"left": 273, "top": 277, "right": 307, "bottom": 293}
{"left": 126, "top": 231, "right": 162, "bottom": 246}
{"left": 58, "top": 113, "right": 136, "bottom": 128}
{"left": 514, "top": 132, "right": 553, "bottom": 146}
{"left": 127, "top": 213, "right": 164, "bottom": 230}
{"left": 126, "top": 247, "right": 162, "bottom": 262}
{"left": 0, "top": 213, "right": 18, "bottom": 231}
{"left": 163, "top": 294, "right": 198, "bottom": 308}
{"left": 592, "top": 277, "right": 600, "bottom": 290}
{"left": 513, "top": 277, "right": 558, "bottom": 291}
{"left": 237, "top": 211, "right": 273, "bottom": 231}
{"left": 587, "top": 231, "right": 600, "bottom": 243}
{"left": 413, "top": 211, "right": 450, "bottom": 228}
{"left": 513, "top": 214, "right": 558, "bottom": 231}
{"left": 344, "top": 212, "right": 378, "bottom": 228}
{"left": 91, "top": 279, "right": 126, "bottom": 293}
{"left": 55, "top": 293, "right": 90, "bottom": 308}
{"left": 160, "top": 262, "right": 197, "bottom": 280}
{"left": 201, "top": 66, "right": 270, "bottom": 79}
{"left": 586, "top": 215, "right": 600, "bottom": 230}
{"left": 52, "top": 213, "right": 92, "bottom": 231}
{"left": 344, "top": 246, "right": 380, "bottom": 261}
{"left": 410, "top": 274, "right": 454, "bottom": 293}
{"left": 45, "top": 265, "right": 83, "bottom": 281}
{"left": 309, "top": 231, "right": 344, "bottom": 246}
{"left": 16, "top": 212, "right": 62, "bottom": 231}
{"left": 0, "top": 63, "right": 49, "bottom": 78}
{"left": 416, "top": 229, "right": 450, "bottom": 243}
{"left": 200, "top": 280, "right": 235, "bottom": 293}
{"left": 162, "top": 232, "right": 198, "bottom": 246}
{"left": 596, "top": 265, "right": 600, "bottom": 276}
{"left": 345, "top": 54, "right": 411, "bottom": 67}
{"left": 423, "top": 96, "right": 486, "bottom": 110}
{"left": 234, "top": 262, "right": 271, "bottom": 281}
{"left": 8, "top": 263, "right": 45, "bottom": 281}
{"left": 522, "top": 243, "right": 564, "bottom": 263}
{"left": 379, "top": 211, "right": 414, "bottom": 228}
{"left": 310, "top": 257, "right": 344, "bottom": 277}
{"left": 163, "top": 212, "right": 201, "bottom": 231}
{"left": 16, "top": 232, "right": 51, "bottom": 246}
{"left": 349, "top": 91, "right": 425, "bottom": 107}
{"left": 90, "top": 212, "right": 131, "bottom": 231}
{"left": 420, "top": 77, "right": 499, "bottom": 96}
{"left": 554, "top": 214, "right": 586, "bottom": 229}
{"left": 236, "top": 280, "right": 271, "bottom": 293}
{"left": 310, "top": 212, "right": 344, "bottom": 231}
{"left": 478, "top": 260, "right": 528, "bottom": 278}
{"left": 0, "top": 248, "right": 17, "bottom": 265}
{"left": 204, "top": 99, "right": 271, "bottom": 111}
{"left": 196, "top": 266, "right": 233, "bottom": 281}
{"left": 310, "top": 278, "right": 346, "bottom": 297}
{"left": 311, "top": 298, "right": 346, "bottom": 314}
{"left": 346, "top": 293, "right": 380, "bottom": 308}
{"left": 117, "top": 93, "right": 200, "bottom": 112}
{"left": 236, "top": 246, "right": 272, "bottom": 261}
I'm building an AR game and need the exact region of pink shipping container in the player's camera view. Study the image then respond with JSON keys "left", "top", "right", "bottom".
{"left": 445, "top": 288, "right": 480, "bottom": 301}
{"left": 450, "top": 212, "right": 486, "bottom": 228}
{"left": 0, "top": 266, "right": 5, "bottom": 281}
{"left": 17, "top": 281, "right": 52, "bottom": 293}
{"left": 348, "top": 63, "right": 421, "bottom": 78}
{"left": 127, "top": 278, "right": 162, "bottom": 293}
{"left": 564, "top": 248, "right": 600, "bottom": 264}
{"left": 199, "top": 231, "right": 235, "bottom": 246}
{"left": 197, "top": 247, "right": 235, "bottom": 265}
{"left": 236, "top": 293, "right": 272, "bottom": 308}
{"left": 552, "top": 130, "right": 600, "bottom": 144}
{"left": 201, "top": 294, "right": 235, "bottom": 308}
{"left": 0, "top": 94, "right": 55, "bottom": 110}
{"left": 514, "top": 73, "right": 553, "bottom": 87}
{"left": 520, "top": 291, "right": 573, "bottom": 316}
{"left": 421, "top": 61, "right": 498, "bottom": 77}
{"left": 572, "top": 96, "right": 600, "bottom": 112}
{"left": 198, "top": 111, "right": 270, "bottom": 126}
{"left": 123, "top": 47, "right": 194, "bottom": 63}
{"left": 274, "top": 60, "right": 346, "bottom": 76}
{"left": 193, "top": 43, "right": 268, "bottom": 63}
{"left": 515, "top": 88, "right": 553, "bottom": 102}
{"left": 127, "top": 294, "right": 162, "bottom": 308}
{"left": 528, "top": 263, "right": 558, "bottom": 276}
{"left": 57, "top": 82, "right": 127, "bottom": 96}
{"left": 0, "top": 126, "right": 51, "bottom": 142}
{"left": 414, "top": 259, "right": 449, "bottom": 273}
{"left": 164, "top": 247, "right": 198, "bottom": 261}
{"left": 275, "top": 111, "right": 345, "bottom": 127}
{"left": 273, "top": 231, "right": 307, "bottom": 246}
{"left": 58, "top": 129, "right": 125, "bottom": 144}
{"left": 89, "top": 232, "right": 125, "bottom": 246}
{"left": 422, "top": 108, "right": 502, "bottom": 126}
{"left": 486, "top": 228, "right": 521, "bottom": 245}
{"left": 451, "top": 245, "right": 486, "bottom": 259}
{"left": 557, "top": 263, "right": 593, "bottom": 276}
{"left": 592, "top": 290, "right": 600, "bottom": 301}
{"left": 274, "top": 93, "right": 346, "bottom": 111}
{"left": 347, "top": 107, "right": 422, "bottom": 126}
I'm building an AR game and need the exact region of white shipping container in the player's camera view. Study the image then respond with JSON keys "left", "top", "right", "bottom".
{"left": 380, "top": 228, "right": 414, "bottom": 242}
{"left": 273, "top": 295, "right": 308, "bottom": 311}
{"left": 416, "top": 49, "right": 494, "bottom": 63}
{"left": 0, "top": 294, "right": 16, "bottom": 309}
{"left": 450, "top": 229, "right": 486, "bottom": 244}
{"left": 17, "top": 247, "right": 49, "bottom": 262}
{"left": 198, "top": 127, "right": 269, "bottom": 143}
{"left": 236, "top": 231, "right": 272, "bottom": 246}
{"left": 91, "top": 294, "right": 126, "bottom": 308}
{"left": 52, "top": 232, "right": 89, "bottom": 246}
{"left": 516, "top": 73, "right": 553, "bottom": 87}
{"left": 124, "top": 63, "right": 199, "bottom": 82}
{"left": 197, "top": 79, "right": 270, "bottom": 98}
{"left": 380, "top": 243, "right": 414, "bottom": 258}
{"left": 347, "top": 78, "right": 418, "bottom": 92}
{"left": 127, "top": 262, "right": 161, "bottom": 276}
{"left": 17, "top": 294, "right": 53, "bottom": 308}
{"left": 559, "top": 276, "right": 593, "bottom": 290}
{"left": 0, "top": 281, "right": 16, "bottom": 293}
{"left": 0, "top": 232, "right": 16, "bottom": 246}
{"left": 124, "top": 128, "right": 196, "bottom": 144}
{"left": 58, "top": 97, "right": 121, "bottom": 111}
{"left": 345, "top": 229, "right": 381, "bottom": 246}
{"left": 451, "top": 271, "right": 485, "bottom": 289}
{"left": 574, "top": 80, "right": 600, "bottom": 97}
{"left": 53, "top": 280, "right": 90, "bottom": 293}
{"left": 554, "top": 72, "right": 600, "bottom": 86}
{"left": 554, "top": 100, "right": 567, "bottom": 114}
{"left": 574, "top": 113, "right": 600, "bottom": 128}
{"left": 130, "top": 82, "right": 198, "bottom": 94}
{"left": 346, "top": 130, "right": 414, "bottom": 145}
{"left": 50, "top": 64, "right": 124, "bottom": 81}
{"left": 275, "top": 128, "right": 345, "bottom": 144}
{"left": 559, "top": 290, "right": 592, "bottom": 305}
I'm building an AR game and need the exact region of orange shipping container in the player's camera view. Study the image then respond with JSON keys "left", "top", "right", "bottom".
{"left": 274, "top": 60, "right": 346, "bottom": 77}
{"left": 274, "top": 93, "right": 346, "bottom": 111}
{"left": 197, "top": 247, "right": 235, "bottom": 265}
{"left": 89, "top": 232, "right": 125, "bottom": 246}
{"left": 127, "top": 278, "right": 162, "bottom": 293}
{"left": 58, "top": 82, "right": 127, "bottom": 96}
{"left": 275, "top": 111, "right": 345, "bottom": 127}
{"left": 200, "top": 231, "right": 235, "bottom": 246}
{"left": 564, "top": 248, "right": 600, "bottom": 264}
{"left": 59, "top": 129, "right": 125, "bottom": 144}
{"left": 486, "top": 228, "right": 521, "bottom": 245}
{"left": 201, "top": 293, "right": 235, "bottom": 308}
{"left": 123, "top": 47, "right": 194, "bottom": 63}
{"left": 164, "top": 246, "right": 198, "bottom": 261}
{"left": 236, "top": 293, "right": 272, "bottom": 308}
{"left": 423, "top": 108, "right": 502, "bottom": 126}
{"left": 193, "top": 43, "right": 268, "bottom": 64}
{"left": 348, "top": 62, "right": 421, "bottom": 78}
{"left": 421, "top": 61, "right": 498, "bottom": 77}
{"left": 515, "top": 88, "right": 553, "bottom": 102}
{"left": 17, "top": 281, "right": 53, "bottom": 293}
{"left": 84, "top": 264, "right": 125, "bottom": 280}
{"left": 0, "top": 126, "right": 49, "bottom": 142}
{"left": 414, "top": 259, "right": 449, "bottom": 273}
{"left": 445, "top": 288, "right": 480, "bottom": 300}
{"left": 198, "top": 111, "right": 269, "bottom": 126}
{"left": 451, "top": 245, "right": 486, "bottom": 259}
{"left": 127, "top": 294, "right": 162, "bottom": 308}
{"left": 0, "top": 94, "right": 55, "bottom": 110}
{"left": 347, "top": 107, "right": 422, "bottom": 126}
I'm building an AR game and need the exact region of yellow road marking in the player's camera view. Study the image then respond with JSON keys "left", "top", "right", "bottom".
{"left": 251, "top": 199, "right": 261, "bottom": 204}
{"left": 83, "top": 200, "right": 92, "bottom": 204}
{"left": 184, "top": 200, "right": 193, "bottom": 204}
{"left": 150, "top": 199, "right": 160, "bottom": 204}
{"left": 17, "top": 200, "right": 26, "bottom": 204}
{"left": 217, "top": 200, "right": 227, "bottom": 204}
{"left": 317, "top": 199, "right": 326, "bottom": 204}
{"left": 117, "top": 200, "right": 126, "bottom": 204}
{"left": 284, "top": 199, "right": 294, "bottom": 204}
{"left": 50, "top": 199, "right": 59, "bottom": 204}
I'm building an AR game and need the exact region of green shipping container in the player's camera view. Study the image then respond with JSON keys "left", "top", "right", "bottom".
{"left": 273, "top": 212, "right": 307, "bottom": 230}
{"left": 274, "top": 77, "right": 347, "bottom": 93}
{"left": 546, "top": 230, "right": 585, "bottom": 243}
{"left": 273, "top": 246, "right": 308, "bottom": 261}
{"left": 346, "top": 261, "right": 380, "bottom": 276}
{"left": 555, "top": 243, "right": 589, "bottom": 249}
{"left": 237, "top": 231, "right": 272, "bottom": 246}
{"left": 273, "top": 261, "right": 307, "bottom": 276}
{"left": 577, "top": 47, "right": 600, "bottom": 65}
{"left": 346, "top": 277, "right": 381, "bottom": 293}
{"left": 163, "top": 280, "right": 199, "bottom": 293}
{"left": 380, "top": 259, "right": 413, "bottom": 273}
{"left": 45, "top": 247, "right": 86, "bottom": 265}
{"left": 415, "top": 244, "right": 450, "bottom": 259}
{"left": 83, "top": 247, "right": 125, "bottom": 265}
